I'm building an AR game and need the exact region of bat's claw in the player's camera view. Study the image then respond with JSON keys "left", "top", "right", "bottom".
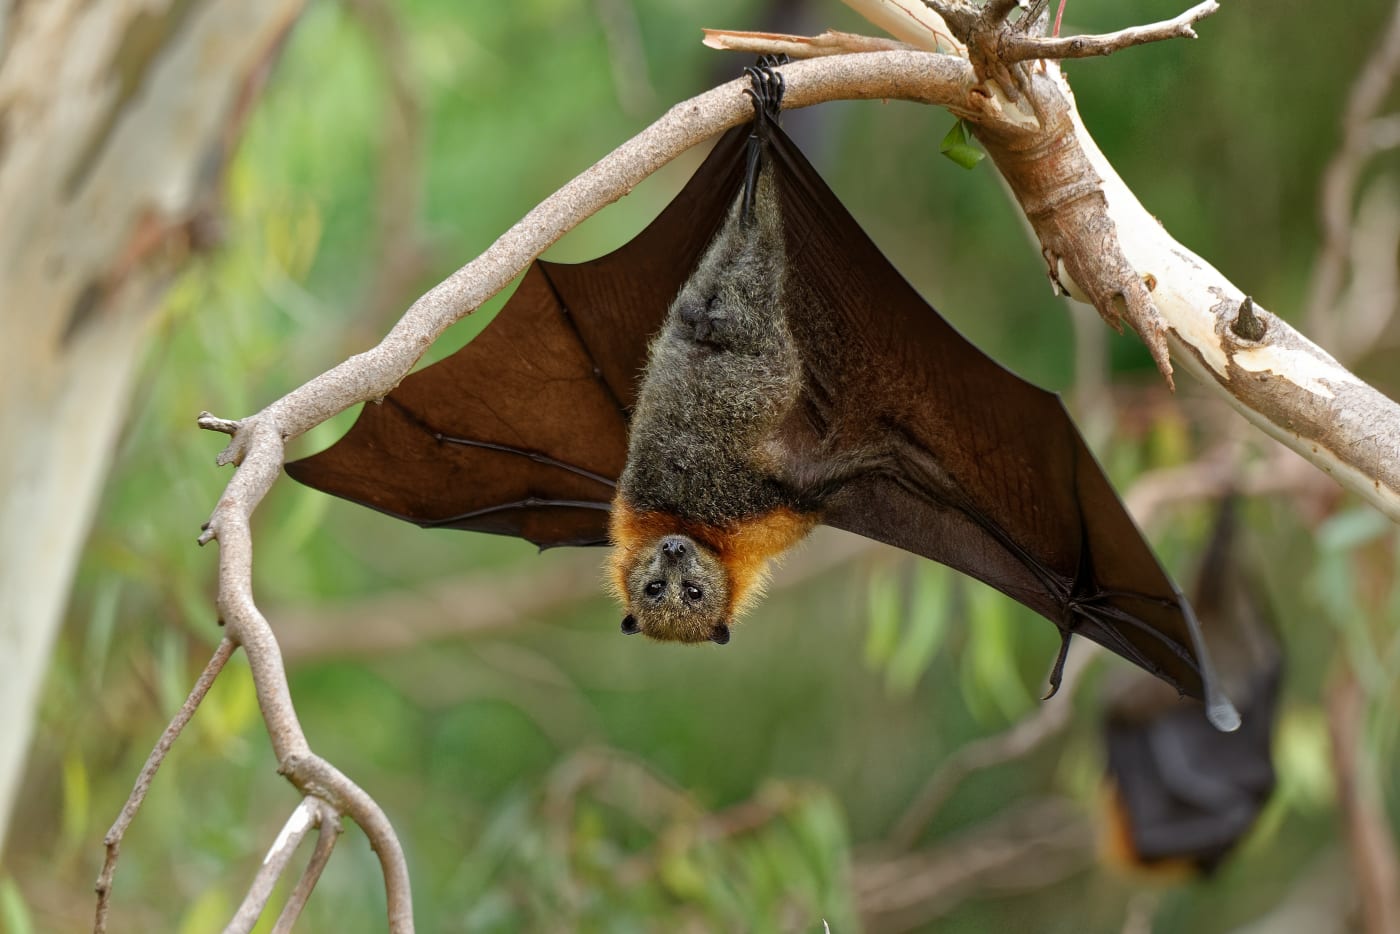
{"left": 740, "top": 62, "right": 786, "bottom": 222}
{"left": 742, "top": 64, "right": 785, "bottom": 126}
{"left": 1043, "top": 630, "right": 1073, "bottom": 699}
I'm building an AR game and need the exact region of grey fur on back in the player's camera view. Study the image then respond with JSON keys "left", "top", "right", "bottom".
{"left": 619, "top": 164, "right": 804, "bottom": 528}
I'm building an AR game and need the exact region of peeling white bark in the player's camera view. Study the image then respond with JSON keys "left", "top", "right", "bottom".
{"left": 1068, "top": 97, "right": 1400, "bottom": 519}
{"left": 843, "top": 1, "right": 1400, "bottom": 521}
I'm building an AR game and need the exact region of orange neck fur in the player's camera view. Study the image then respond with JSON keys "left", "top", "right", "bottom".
{"left": 1098, "top": 781, "right": 1199, "bottom": 881}
{"left": 608, "top": 498, "right": 818, "bottom": 620}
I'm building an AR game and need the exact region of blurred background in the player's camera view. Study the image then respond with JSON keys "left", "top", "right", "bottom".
{"left": 2, "top": 0, "right": 1399, "bottom": 931}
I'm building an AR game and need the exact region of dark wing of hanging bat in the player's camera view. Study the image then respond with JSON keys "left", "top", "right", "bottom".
{"left": 288, "top": 117, "right": 1235, "bottom": 726}
{"left": 285, "top": 127, "right": 750, "bottom": 549}
{"left": 1101, "top": 498, "right": 1281, "bottom": 874}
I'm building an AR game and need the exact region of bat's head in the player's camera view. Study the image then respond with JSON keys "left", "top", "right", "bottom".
{"left": 607, "top": 499, "right": 818, "bottom": 646}
{"left": 615, "top": 533, "right": 732, "bottom": 645}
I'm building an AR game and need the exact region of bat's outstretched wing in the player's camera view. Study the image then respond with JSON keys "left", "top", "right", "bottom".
{"left": 286, "top": 129, "right": 750, "bottom": 548}
{"left": 762, "top": 126, "right": 1233, "bottom": 722}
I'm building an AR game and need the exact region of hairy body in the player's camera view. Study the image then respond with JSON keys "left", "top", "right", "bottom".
{"left": 609, "top": 164, "right": 819, "bottom": 644}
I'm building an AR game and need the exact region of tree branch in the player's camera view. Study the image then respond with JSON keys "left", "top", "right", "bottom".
{"left": 94, "top": 638, "right": 237, "bottom": 934}
{"left": 1328, "top": 667, "right": 1400, "bottom": 934}
{"left": 1305, "top": 0, "right": 1400, "bottom": 350}
{"left": 227, "top": 797, "right": 325, "bottom": 934}
{"left": 195, "top": 416, "right": 415, "bottom": 931}
{"left": 271, "top": 808, "right": 342, "bottom": 934}
{"left": 887, "top": 642, "right": 1099, "bottom": 850}
{"left": 856, "top": 798, "right": 1093, "bottom": 931}
{"left": 999, "top": 1, "right": 1218, "bottom": 63}
{"left": 859, "top": 0, "right": 1400, "bottom": 518}
{"left": 702, "top": 28, "right": 914, "bottom": 58}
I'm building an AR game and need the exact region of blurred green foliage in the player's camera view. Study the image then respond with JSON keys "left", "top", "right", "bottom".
{"left": 5, "top": 1, "right": 1400, "bottom": 932}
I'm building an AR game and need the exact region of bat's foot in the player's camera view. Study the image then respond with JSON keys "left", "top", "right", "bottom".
{"left": 743, "top": 62, "right": 785, "bottom": 127}
{"left": 740, "top": 60, "right": 786, "bottom": 223}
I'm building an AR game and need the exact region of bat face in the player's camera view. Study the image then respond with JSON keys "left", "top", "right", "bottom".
{"left": 613, "top": 533, "right": 732, "bottom": 645}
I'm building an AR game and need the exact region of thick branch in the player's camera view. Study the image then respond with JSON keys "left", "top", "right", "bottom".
{"left": 197, "top": 417, "right": 415, "bottom": 931}
{"left": 851, "top": 3, "right": 1400, "bottom": 519}
{"left": 999, "top": 1, "right": 1218, "bottom": 63}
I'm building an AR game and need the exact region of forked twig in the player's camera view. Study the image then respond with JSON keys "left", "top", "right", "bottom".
{"left": 999, "top": 1, "right": 1218, "bottom": 63}
{"left": 94, "top": 638, "right": 236, "bottom": 933}
{"left": 227, "top": 797, "right": 327, "bottom": 934}
{"left": 888, "top": 642, "right": 1100, "bottom": 850}
{"left": 272, "top": 808, "right": 343, "bottom": 934}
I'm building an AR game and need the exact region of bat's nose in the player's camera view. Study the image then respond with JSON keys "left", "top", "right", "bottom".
{"left": 660, "top": 536, "right": 687, "bottom": 558}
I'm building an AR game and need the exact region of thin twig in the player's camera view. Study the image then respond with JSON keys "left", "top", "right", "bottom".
{"left": 887, "top": 642, "right": 1100, "bottom": 849}
{"left": 1305, "top": 0, "right": 1400, "bottom": 347}
{"left": 1327, "top": 667, "right": 1400, "bottom": 934}
{"left": 226, "top": 797, "right": 325, "bottom": 934}
{"left": 94, "top": 638, "right": 237, "bottom": 934}
{"left": 1120, "top": 891, "right": 1161, "bottom": 934}
{"left": 341, "top": 0, "right": 437, "bottom": 342}
{"left": 614, "top": 787, "right": 798, "bottom": 886}
{"left": 271, "top": 803, "right": 343, "bottom": 934}
{"left": 702, "top": 28, "right": 915, "bottom": 58}
{"left": 1000, "top": 1, "right": 1218, "bottom": 63}
{"left": 857, "top": 798, "right": 1094, "bottom": 931}
{"left": 594, "top": 0, "right": 656, "bottom": 117}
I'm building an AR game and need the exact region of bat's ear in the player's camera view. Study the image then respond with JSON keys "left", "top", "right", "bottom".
{"left": 620, "top": 615, "right": 641, "bottom": 635}
{"left": 709, "top": 623, "right": 731, "bottom": 645}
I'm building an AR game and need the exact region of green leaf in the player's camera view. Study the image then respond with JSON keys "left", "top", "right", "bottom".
{"left": 960, "top": 584, "right": 1034, "bottom": 724}
{"left": 862, "top": 564, "right": 901, "bottom": 669}
{"left": 61, "top": 751, "right": 91, "bottom": 850}
{"left": 0, "top": 876, "right": 35, "bottom": 934}
{"left": 885, "top": 564, "right": 951, "bottom": 696}
{"left": 939, "top": 119, "right": 985, "bottom": 170}
{"left": 1317, "top": 507, "right": 1390, "bottom": 552}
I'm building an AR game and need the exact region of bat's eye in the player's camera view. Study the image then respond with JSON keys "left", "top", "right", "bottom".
{"left": 645, "top": 581, "right": 665, "bottom": 598}
{"left": 683, "top": 583, "right": 703, "bottom": 602}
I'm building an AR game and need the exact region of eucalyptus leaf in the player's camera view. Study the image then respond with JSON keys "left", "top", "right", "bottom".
{"left": 939, "top": 119, "right": 986, "bottom": 170}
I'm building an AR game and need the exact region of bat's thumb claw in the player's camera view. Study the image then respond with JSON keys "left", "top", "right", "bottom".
{"left": 1206, "top": 696, "right": 1241, "bottom": 733}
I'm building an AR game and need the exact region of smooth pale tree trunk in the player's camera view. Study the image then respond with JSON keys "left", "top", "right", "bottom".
{"left": 0, "top": 0, "right": 305, "bottom": 856}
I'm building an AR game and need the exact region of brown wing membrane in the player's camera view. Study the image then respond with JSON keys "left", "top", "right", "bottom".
{"left": 286, "top": 129, "right": 751, "bottom": 548}
{"left": 763, "top": 128, "right": 1230, "bottom": 719}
